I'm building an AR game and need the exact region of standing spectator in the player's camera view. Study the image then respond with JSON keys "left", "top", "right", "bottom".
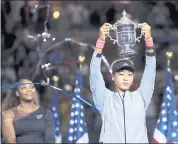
{"left": 67, "top": 2, "right": 86, "bottom": 30}
{"left": 34, "top": 1, "right": 50, "bottom": 33}
{"left": 90, "top": 9, "right": 101, "bottom": 28}
{"left": 165, "top": 2, "right": 178, "bottom": 28}
{"left": 147, "top": 2, "right": 171, "bottom": 28}
{"left": 3, "top": 26, "right": 17, "bottom": 54}
{"left": 105, "top": 5, "right": 116, "bottom": 24}
{"left": 19, "top": 1, "right": 33, "bottom": 28}
{"left": 4, "top": 0, "right": 11, "bottom": 15}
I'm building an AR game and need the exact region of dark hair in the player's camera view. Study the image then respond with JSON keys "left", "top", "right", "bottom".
{"left": 2, "top": 79, "right": 39, "bottom": 112}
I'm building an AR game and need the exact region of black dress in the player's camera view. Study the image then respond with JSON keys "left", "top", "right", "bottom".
{"left": 13, "top": 107, "right": 55, "bottom": 143}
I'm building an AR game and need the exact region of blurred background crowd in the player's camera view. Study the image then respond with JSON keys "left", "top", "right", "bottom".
{"left": 1, "top": 0, "right": 178, "bottom": 143}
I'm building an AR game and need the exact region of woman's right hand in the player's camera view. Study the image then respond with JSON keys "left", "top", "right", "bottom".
{"left": 99, "top": 23, "right": 111, "bottom": 41}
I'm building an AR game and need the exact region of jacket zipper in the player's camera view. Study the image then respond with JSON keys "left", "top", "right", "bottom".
{"left": 119, "top": 92, "right": 127, "bottom": 143}
{"left": 122, "top": 97, "right": 126, "bottom": 143}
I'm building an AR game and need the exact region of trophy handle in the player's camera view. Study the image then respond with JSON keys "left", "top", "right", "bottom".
{"left": 107, "top": 24, "right": 117, "bottom": 44}
{"left": 135, "top": 23, "right": 144, "bottom": 42}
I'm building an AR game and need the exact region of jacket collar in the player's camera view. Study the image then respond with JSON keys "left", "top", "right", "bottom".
{"left": 114, "top": 90, "right": 130, "bottom": 99}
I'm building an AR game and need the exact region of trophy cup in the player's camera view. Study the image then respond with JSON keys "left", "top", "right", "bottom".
{"left": 107, "top": 10, "right": 144, "bottom": 57}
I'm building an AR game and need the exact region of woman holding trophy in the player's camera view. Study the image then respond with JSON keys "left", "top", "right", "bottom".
{"left": 89, "top": 11, "right": 156, "bottom": 143}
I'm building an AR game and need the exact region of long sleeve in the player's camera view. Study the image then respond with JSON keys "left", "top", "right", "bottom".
{"left": 90, "top": 51, "right": 111, "bottom": 113}
{"left": 44, "top": 109, "right": 55, "bottom": 143}
{"left": 138, "top": 46, "right": 156, "bottom": 110}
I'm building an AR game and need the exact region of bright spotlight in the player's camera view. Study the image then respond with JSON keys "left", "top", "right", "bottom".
{"left": 53, "top": 11, "right": 60, "bottom": 19}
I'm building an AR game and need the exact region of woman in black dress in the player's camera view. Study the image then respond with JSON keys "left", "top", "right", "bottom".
{"left": 2, "top": 79, "right": 55, "bottom": 143}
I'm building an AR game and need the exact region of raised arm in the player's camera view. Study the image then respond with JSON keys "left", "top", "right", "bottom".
{"left": 137, "top": 23, "right": 156, "bottom": 110}
{"left": 90, "top": 23, "right": 111, "bottom": 112}
{"left": 44, "top": 109, "right": 55, "bottom": 143}
{"left": 2, "top": 110, "right": 16, "bottom": 143}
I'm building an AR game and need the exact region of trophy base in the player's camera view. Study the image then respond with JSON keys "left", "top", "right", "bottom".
{"left": 119, "top": 48, "right": 136, "bottom": 57}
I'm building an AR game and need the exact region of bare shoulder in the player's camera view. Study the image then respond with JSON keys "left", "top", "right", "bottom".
{"left": 2, "top": 109, "right": 14, "bottom": 120}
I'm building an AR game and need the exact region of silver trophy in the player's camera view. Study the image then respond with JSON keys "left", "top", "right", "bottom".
{"left": 107, "top": 10, "right": 144, "bottom": 57}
